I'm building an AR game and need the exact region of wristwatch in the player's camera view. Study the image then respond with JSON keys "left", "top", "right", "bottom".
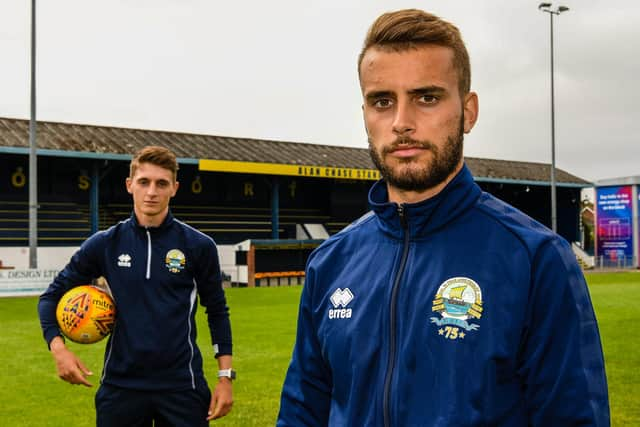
{"left": 217, "top": 369, "right": 236, "bottom": 381}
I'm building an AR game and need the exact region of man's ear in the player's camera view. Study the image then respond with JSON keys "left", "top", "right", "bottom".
{"left": 462, "top": 92, "right": 479, "bottom": 134}
{"left": 126, "top": 177, "right": 133, "bottom": 194}
{"left": 172, "top": 181, "right": 180, "bottom": 197}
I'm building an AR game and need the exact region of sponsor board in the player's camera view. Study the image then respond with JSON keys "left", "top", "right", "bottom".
{"left": 0, "top": 269, "right": 59, "bottom": 297}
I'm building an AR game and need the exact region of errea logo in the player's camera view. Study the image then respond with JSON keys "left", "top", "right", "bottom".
{"left": 329, "top": 288, "right": 353, "bottom": 319}
{"left": 117, "top": 254, "right": 132, "bottom": 268}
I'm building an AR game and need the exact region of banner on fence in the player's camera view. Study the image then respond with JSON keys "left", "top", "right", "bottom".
{"left": 0, "top": 269, "right": 59, "bottom": 297}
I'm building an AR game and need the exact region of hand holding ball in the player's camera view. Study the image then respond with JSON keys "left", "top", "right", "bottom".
{"left": 56, "top": 285, "right": 116, "bottom": 344}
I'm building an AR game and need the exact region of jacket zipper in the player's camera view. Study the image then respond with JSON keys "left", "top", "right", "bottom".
{"left": 145, "top": 228, "right": 152, "bottom": 279}
{"left": 383, "top": 204, "right": 410, "bottom": 427}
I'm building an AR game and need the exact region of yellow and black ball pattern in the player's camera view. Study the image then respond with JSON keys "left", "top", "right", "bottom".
{"left": 56, "top": 285, "right": 116, "bottom": 344}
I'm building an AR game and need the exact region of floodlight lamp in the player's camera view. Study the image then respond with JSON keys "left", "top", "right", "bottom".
{"left": 558, "top": 6, "right": 570, "bottom": 13}
{"left": 538, "top": 2, "right": 552, "bottom": 10}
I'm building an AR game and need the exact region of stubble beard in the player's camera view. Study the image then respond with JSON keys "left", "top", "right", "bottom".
{"left": 368, "top": 116, "right": 464, "bottom": 193}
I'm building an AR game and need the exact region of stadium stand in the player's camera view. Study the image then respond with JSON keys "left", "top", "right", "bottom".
{"left": 98, "top": 203, "right": 330, "bottom": 244}
{"left": 0, "top": 117, "right": 591, "bottom": 248}
{"left": 0, "top": 200, "right": 90, "bottom": 246}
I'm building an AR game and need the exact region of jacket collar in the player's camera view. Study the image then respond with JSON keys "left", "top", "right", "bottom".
{"left": 368, "top": 164, "right": 481, "bottom": 240}
{"left": 129, "top": 210, "right": 175, "bottom": 231}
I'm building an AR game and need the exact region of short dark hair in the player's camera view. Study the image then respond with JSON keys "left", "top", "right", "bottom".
{"left": 129, "top": 146, "right": 178, "bottom": 181}
{"left": 358, "top": 9, "right": 471, "bottom": 95}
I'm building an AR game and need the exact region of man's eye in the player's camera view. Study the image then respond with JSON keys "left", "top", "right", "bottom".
{"left": 373, "top": 99, "right": 393, "bottom": 108}
{"left": 419, "top": 95, "right": 438, "bottom": 104}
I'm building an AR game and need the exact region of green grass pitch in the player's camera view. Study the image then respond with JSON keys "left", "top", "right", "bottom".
{"left": 0, "top": 272, "right": 638, "bottom": 426}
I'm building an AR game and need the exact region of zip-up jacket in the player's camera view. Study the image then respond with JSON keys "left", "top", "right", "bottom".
{"left": 38, "top": 211, "right": 232, "bottom": 391}
{"left": 278, "top": 164, "right": 609, "bottom": 426}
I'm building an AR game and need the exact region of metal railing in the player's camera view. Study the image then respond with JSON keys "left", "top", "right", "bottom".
{"left": 594, "top": 255, "right": 637, "bottom": 270}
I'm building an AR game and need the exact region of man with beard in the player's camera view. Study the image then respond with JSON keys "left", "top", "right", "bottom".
{"left": 277, "top": 9, "right": 609, "bottom": 427}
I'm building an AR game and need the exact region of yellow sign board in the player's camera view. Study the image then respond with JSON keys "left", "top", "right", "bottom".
{"left": 199, "top": 159, "right": 380, "bottom": 181}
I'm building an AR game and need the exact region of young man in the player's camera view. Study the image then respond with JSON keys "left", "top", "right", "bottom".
{"left": 39, "top": 146, "right": 234, "bottom": 426}
{"left": 278, "top": 9, "right": 609, "bottom": 426}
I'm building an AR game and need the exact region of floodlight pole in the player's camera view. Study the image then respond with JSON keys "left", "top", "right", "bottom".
{"left": 29, "top": 0, "right": 38, "bottom": 268}
{"left": 538, "top": 3, "right": 569, "bottom": 234}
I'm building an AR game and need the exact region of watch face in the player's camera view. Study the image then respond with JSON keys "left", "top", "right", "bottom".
{"left": 219, "top": 369, "right": 236, "bottom": 380}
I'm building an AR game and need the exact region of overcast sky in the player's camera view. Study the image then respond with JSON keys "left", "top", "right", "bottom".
{"left": 1, "top": 0, "right": 638, "bottom": 182}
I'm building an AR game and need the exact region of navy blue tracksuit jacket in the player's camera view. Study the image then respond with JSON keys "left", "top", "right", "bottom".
{"left": 39, "top": 211, "right": 232, "bottom": 391}
{"left": 278, "top": 165, "right": 609, "bottom": 426}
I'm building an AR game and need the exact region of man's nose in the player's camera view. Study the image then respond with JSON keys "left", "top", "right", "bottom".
{"left": 147, "top": 183, "right": 158, "bottom": 195}
{"left": 392, "top": 101, "right": 416, "bottom": 136}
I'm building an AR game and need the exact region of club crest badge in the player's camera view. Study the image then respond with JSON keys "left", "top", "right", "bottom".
{"left": 165, "top": 249, "right": 186, "bottom": 273}
{"left": 430, "top": 277, "right": 483, "bottom": 340}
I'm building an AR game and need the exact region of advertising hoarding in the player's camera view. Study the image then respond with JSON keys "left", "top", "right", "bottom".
{"left": 596, "top": 186, "right": 633, "bottom": 264}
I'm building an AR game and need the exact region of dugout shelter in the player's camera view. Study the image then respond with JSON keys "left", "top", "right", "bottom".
{"left": 0, "top": 117, "right": 590, "bottom": 282}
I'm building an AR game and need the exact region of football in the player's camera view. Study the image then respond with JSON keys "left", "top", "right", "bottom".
{"left": 56, "top": 285, "right": 116, "bottom": 344}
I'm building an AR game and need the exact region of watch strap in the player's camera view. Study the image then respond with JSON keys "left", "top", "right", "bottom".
{"left": 217, "top": 368, "right": 236, "bottom": 380}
